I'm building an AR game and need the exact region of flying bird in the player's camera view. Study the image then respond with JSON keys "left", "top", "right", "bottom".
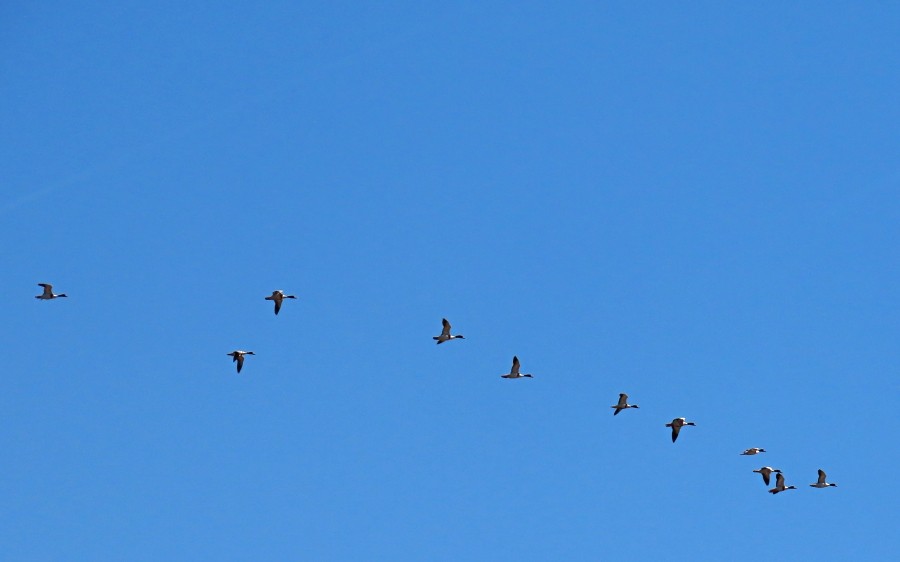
{"left": 35, "top": 283, "right": 67, "bottom": 300}
{"left": 741, "top": 448, "right": 766, "bottom": 456}
{"left": 433, "top": 318, "right": 464, "bottom": 344}
{"left": 768, "top": 472, "right": 797, "bottom": 494}
{"left": 501, "top": 356, "right": 533, "bottom": 379}
{"left": 611, "top": 393, "right": 639, "bottom": 415}
{"left": 265, "top": 290, "right": 297, "bottom": 315}
{"left": 665, "top": 417, "right": 696, "bottom": 442}
{"left": 809, "top": 469, "right": 837, "bottom": 489}
{"left": 752, "top": 467, "right": 782, "bottom": 486}
{"left": 227, "top": 350, "right": 256, "bottom": 373}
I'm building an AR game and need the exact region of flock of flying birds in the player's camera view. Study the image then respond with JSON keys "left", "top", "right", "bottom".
{"left": 35, "top": 282, "right": 838, "bottom": 495}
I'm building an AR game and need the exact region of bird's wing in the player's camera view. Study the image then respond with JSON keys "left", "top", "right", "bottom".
{"left": 671, "top": 425, "right": 680, "bottom": 442}
{"left": 817, "top": 469, "right": 826, "bottom": 485}
{"left": 775, "top": 473, "right": 785, "bottom": 489}
{"left": 762, "top": 471, "right": 771, "bottom": 486}
{"left": 511, "top": 356, "right": 520, "bottom": 376}
{"left": 441, "top": 318, "right": 451, "bottom": 337}
{"left": 236, "top": 355, "right": 244, "bottom": 373}
{"left": 617, "top": 394, "right": 628, "bottom": 407}
{"left": 38, "top": 283, "right": 53, "bottom": 296}
{"left": 274, "top": 300, "right": 282, "bottom": 315}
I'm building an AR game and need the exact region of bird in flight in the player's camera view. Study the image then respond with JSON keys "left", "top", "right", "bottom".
{"left": 265, "top": 290, "right": 297, "bottom": 316}
{"left": 611, "top": 393, "right": 639, "bottom": 415}
{"left": 809, "top": 469, "right": 837, "bottom": 489}
{"left": 501, "top": 356, "right": 533, "bottom": 379}
{"left": 35, "top": 283, "right": 67, "bottom": 300}
{"left": 665, "top": 417, "right": 696, "bottom": 442}
{"left": 768, "top": 472, "right": 797, "bottom": 494}
{"left": 741, "top": 448, "right": 766, "bottom": 456}
{"left": 227, "top": 350, "right": 256, "bottom": 373}
{"left": 433, "top": 318, "right": 464, "bottom": 344}
{"left": 752, "top": 466, "right": 781, "bottom": 486}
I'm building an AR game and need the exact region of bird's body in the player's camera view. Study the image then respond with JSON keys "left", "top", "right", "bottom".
{"left": 753, "top": 466, "right": 782, "bottom": 486}
{"left": 665, "top": 417, "right": 696, "bottom": 442}
{"left": 611, "top": 393, "right": 639, "bottom": 415}
{"left": 35, "top": 283, "right": 67, "bottom": 300}
{"left": 227, "top": 350, "right": 256, "bottom": 373}
{"left": 265, "top": 290, "right": 297, "bottom": 315}
{"left": 501, "top": 356, "right": 533, "bottom": 379}
{"left": 809, "top": 469, "right": 837, "bottom": 488}
{"left": 768, "top": 472, "right": 797, "bottom": 494}
{"left": 741, "top": 448, "right": 766, "bottom": 456}
{"left": 433, "top": 318, "right": 464, "bottom": 344}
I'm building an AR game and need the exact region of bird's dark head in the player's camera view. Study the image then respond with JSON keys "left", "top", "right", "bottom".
{"left": 58, "top": 294, "right": 68, "bottom": 298}
{"left": 631, "top": 404, "right": 639, "bottom": 408}
{"left": 456, "top": 335, "right": 465, "bottom": 339}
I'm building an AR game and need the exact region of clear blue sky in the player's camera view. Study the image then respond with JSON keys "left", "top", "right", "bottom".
{"left": 2, "top": 2, "right": 898, "bottom": 560}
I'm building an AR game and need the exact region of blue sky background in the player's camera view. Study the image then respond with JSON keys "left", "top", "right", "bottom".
{"left": 2, "top": 2, "right": 898, "bottom": 560}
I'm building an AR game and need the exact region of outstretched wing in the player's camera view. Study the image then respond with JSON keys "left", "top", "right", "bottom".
{"left": 775, "top": 472, "right": 785, "bottom": 489}
{"left": 817, "top": 469, "right": 827, "bottom": 485}
{"left": 511, "top": 356, "right": 520, "bottom": 376}
{"left": 671, "top": 425, "right": 680, "bottom": 442}
{"left": 274, "top": 299, "right": 282, "bottom": 315}
{"left": 440, "top": 318, "right": 451, "bottom": 337}
{"left": 236, "top": 355, "right": 244, "bottom": 373}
